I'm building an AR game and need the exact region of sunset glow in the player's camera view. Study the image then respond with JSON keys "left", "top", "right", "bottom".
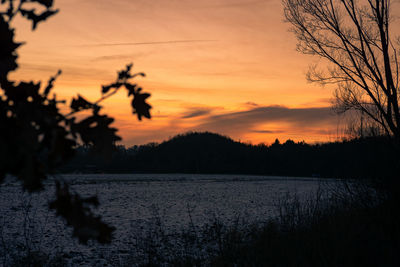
{"left": 10, "top": 0, "right": 346, "bottom": 146}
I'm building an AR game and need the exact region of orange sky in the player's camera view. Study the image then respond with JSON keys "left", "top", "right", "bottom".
{"left": 9, "top": 0, "right": 349, "bottom": 146}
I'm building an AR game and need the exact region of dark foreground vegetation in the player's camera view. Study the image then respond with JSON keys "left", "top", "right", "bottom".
{"left": 211, "top": 186, "right": 399, "bottom": 267}
{"left": 138, "top": 183, "right": 400, "bottom": 267}
{"left": 63, "top": 131, "right": 397, "bottom": 180}
{"left": 3, "top": 180, "right": 399, "bottom": 267}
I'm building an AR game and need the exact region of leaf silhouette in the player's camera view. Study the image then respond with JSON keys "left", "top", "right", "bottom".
{"left": 102, "top": 82, "right": 122, "bottom": 94}
{"left": 100, "top": 64, "right": 151, "bottom": 120}
{"left": 20, "top": 8, "right": 59, "bottom": 30}
{"left": 29, "top": 0, "right": 54, "bottom": 8}
{"left": 125, "top": 83, "right": 137, "bottom": 96}
{"left": 43, "top": 69, "right": 62, "bottom": 96}
{"left": 131, "top": 92, "right": 151, "bottom": 120}
{"left": 49, "top": 182, "right": 115, "bottom": 244}
{"left": 118, "top": 63, "right": 133, "bottom": 80}
{"left": 46, "top": 126, "right": 76, "bottom": 168}
{"left": 0, "top": 15, "right": 22, "bottom": 80}
{"left": 72, "top": 114, "right": 121, "bottom": 155}
{"left": 70, "top": 95, "right": 94, "bottom": 112}
{"left": 5, "top": 81, "right": 41, "bottom": 102}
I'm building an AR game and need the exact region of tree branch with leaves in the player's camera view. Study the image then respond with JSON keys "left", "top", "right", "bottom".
{"left": 0, "top": 0, "right": 151, "bottom": 244}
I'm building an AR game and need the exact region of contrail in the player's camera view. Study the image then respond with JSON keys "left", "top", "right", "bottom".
{"left": 78, "top": 40, "right": 217, "bottom": 47}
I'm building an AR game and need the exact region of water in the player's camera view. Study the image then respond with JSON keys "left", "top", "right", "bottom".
{"left": 0, "top": 174, "right": 331, "bottom": 265}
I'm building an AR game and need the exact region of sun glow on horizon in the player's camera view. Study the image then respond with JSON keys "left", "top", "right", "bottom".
{"left": 9, "top": 0, "right": 346, "bottom": 146}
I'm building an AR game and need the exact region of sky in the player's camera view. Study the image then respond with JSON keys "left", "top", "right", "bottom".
{"left": 9, "top": 0, "right": 349, "bottom": 146}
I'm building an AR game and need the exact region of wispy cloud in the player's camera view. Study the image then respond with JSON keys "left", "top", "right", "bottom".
{"left": 244, "top": 102, "right": 259, "bottom": 107}
{"left": 252, "top": 130, "right": 285, "bottom": 134}
{"left": 181, "top": 107, "right": 213, "bottom": 119}
{"left": 91, "top": 54, "right": 144, "bottom": 62}
{"left": 77, "top": 40, "right": 217, "bottom": 47}
{"left": 191, "top": 106, "right": 339, "bottom": 136}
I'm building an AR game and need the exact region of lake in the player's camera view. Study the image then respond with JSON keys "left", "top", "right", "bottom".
{"left": 0, "top": 174, "right": 333, "bottom": 265}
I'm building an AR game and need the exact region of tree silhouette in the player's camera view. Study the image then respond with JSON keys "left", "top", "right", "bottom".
{"left": 0, "top": 0, "right": 151, "bottom": 244}
{"left": 283, "top": 0, "right": 400, "bottom": 143}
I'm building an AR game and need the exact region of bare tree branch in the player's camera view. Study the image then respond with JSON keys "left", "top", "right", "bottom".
{"left": 283, "top": 0, "right": 400, "bottom": 140}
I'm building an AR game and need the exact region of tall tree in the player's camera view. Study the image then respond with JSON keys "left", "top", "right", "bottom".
{"left": 283, "top": 0, "right": 400, "bottom": 142}
{"left": 0, "top": 0, "right": 151, "bottom": 243}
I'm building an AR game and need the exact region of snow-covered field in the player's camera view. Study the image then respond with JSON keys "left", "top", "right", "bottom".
{"left": 0, "top": 174, "right": 332, "bottom": 266}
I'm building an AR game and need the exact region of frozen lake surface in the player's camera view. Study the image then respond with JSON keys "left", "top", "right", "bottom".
{"left": 0, "top": 174, "right": 333, "bottom": 265}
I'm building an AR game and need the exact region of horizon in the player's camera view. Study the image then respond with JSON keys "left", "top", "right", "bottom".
{"left": 114, "top": 130, "right": 358, "bottom": 149}
{"left": 9, "top": 0, "right": 398, "bottom": 146}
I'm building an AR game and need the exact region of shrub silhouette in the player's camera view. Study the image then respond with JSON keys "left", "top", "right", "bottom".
{"left": 0, "top": 0, "right": 151, "bottom": 244}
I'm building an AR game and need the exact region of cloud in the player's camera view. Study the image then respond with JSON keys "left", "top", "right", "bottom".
{"left": 14, "top": 63, "right": 114, "bottom": 82}
{"left": 192, "top": 105, "right": 338, "bottom": 135}
{"left": 78, "top": 40, "right": 217, "bottom": 47}
{"left": 181, "top": 107, "right": 213, "bottom": 119}
{"left": 252, "top": 130, "right": 285, "bottom": 134}
{"left": 91, "top": 53, "right": 146, "bottom": 62}
{"left": 244, "top": 102, "right": 259, "bottom": 107}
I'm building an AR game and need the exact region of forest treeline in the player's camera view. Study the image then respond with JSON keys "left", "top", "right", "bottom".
{"left": 60, "top": 132, "right": 397, "bottom": 179}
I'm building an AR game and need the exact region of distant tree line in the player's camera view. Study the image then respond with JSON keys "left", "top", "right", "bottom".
{"left": 60, "top": 132, "right": 397, "bottom": 180}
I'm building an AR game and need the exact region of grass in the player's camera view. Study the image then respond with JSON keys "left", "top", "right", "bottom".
{"left": 117, "top": 180, "right": 400, "bottom": 267}
{"left": 211, "top": 181, "right": 400, "bottom": 267}
{"left": 1, "top": 179, "right": 399, "bottom": 266}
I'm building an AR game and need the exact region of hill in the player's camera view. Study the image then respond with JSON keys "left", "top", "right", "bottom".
{"left": 130, "top": 132, "right": 265, "bottom": 174}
